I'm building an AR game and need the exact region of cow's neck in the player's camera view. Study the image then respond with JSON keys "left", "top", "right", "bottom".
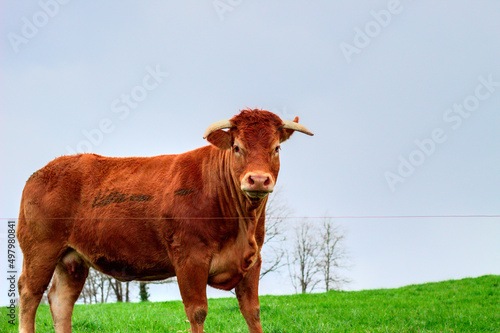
{"left": 214, "top": 148, "right": 267, "bottom": 243}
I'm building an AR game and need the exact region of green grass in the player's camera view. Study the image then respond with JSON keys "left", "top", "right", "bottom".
{"left": 2, "top": 275, "right": 499, "bottom": 332}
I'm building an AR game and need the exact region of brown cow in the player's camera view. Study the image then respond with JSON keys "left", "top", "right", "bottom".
{"left": 17, "top": 108, "right": 313, "bottom": 333}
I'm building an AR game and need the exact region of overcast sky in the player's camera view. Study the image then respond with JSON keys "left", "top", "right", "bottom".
{"left": 1, "top": 1, "right": 499, "bottom": 305}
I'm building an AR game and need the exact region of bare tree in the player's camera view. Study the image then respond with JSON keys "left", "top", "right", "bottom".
{"left": 79, "top": 268, "right": 130, "bottom": 304}
{"left": 80, "top": 269, "right": 97, "bottom": 304}
{"left": 260, "top": 189, "right": 290, "bottom": 279}
{"left": 317, "top": 219, "right": 350, "bottom": 291}
{"left": 79, "top": 268, "right": 177, "bottom": 303}
{"left": 287, "top": 221, "right": 320, "bottom": 294}
{"left": 108, "top": 278, "right": 131, "bottom": 302}
{"left": 139, "top": 282, "right": 150, "bottom": 302}
{"left": 125, "top": 281, "right": 130, "bottom": 302}
{"left": 79, "top": 268, "right": 110, "bottom": 304}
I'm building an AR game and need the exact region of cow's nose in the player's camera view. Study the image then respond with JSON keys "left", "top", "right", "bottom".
{"left": 248, "top": 174, "right": 270, "bottom": 188}
{"left": 241, "top": 172, "right": 275, "bottom": 199}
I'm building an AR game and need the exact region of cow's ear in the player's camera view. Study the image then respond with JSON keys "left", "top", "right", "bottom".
{"left": 206, "top": 129, "right": 232, "bottom": 150}
{"left": 279, "top": 116, "right": 299, "bottom": 143}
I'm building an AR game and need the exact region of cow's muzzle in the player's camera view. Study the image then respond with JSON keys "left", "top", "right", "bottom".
{"left": 241, "top": 172, "right": 274, "bottom": 199}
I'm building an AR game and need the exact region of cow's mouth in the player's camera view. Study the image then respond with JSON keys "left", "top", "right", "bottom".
{"left": 244, "top": 190, "right": 272, "bottom": 200}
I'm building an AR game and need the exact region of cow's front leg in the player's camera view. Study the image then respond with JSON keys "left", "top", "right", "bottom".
{"left": 235, "top": 255, "right": 263, "bottom": 333}
{"left": 176, "top": 256, "right": 209, "bottom": 333}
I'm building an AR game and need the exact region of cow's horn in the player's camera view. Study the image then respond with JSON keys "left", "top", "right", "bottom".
{"left": 203, "top": 119, "right": 233, "bottom": 139}
{"left": 282, "top": 120, "right": 314, "bottom": 136}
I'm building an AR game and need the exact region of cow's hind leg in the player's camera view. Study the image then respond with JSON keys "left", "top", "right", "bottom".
{"left": 48, "top": 250, "right": 89, "bottom": 333}
{"left": 18, "top": 246, "right": 61, "bottom": 333}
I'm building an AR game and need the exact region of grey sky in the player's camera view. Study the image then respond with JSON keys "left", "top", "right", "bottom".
{"left": 1, "top": 1, "right": 499, "bottom": 304}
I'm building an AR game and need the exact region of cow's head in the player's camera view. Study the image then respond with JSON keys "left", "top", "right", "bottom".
{"left": 203, "top": 109, "right": 313, "bottom": 200}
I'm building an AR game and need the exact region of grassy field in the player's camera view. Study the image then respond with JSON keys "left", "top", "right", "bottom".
{"left": 2, "top": 275, "right": 499, "bottom": 332}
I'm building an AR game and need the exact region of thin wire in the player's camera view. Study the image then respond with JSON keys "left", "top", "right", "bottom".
{"left": 1, "top": 215, "right": 500, "bottom": 220}
{"left": 279, "top": 215, "right": 500, "bottom": 219}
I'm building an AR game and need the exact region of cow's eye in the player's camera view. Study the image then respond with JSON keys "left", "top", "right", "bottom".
{"left": 274, "top": 145, "right": 281, "bottom": 153}
{"left": 233, "top": 145, "right": 240, "bottom": 153}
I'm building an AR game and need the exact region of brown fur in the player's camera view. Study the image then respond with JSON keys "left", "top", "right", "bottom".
{"left": 17, "top": 109, "right": 309, "bottom": 333}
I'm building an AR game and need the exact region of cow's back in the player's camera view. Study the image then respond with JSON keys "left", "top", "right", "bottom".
{"left": 18, "top": 153, "right": 172, "bottom": 241}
